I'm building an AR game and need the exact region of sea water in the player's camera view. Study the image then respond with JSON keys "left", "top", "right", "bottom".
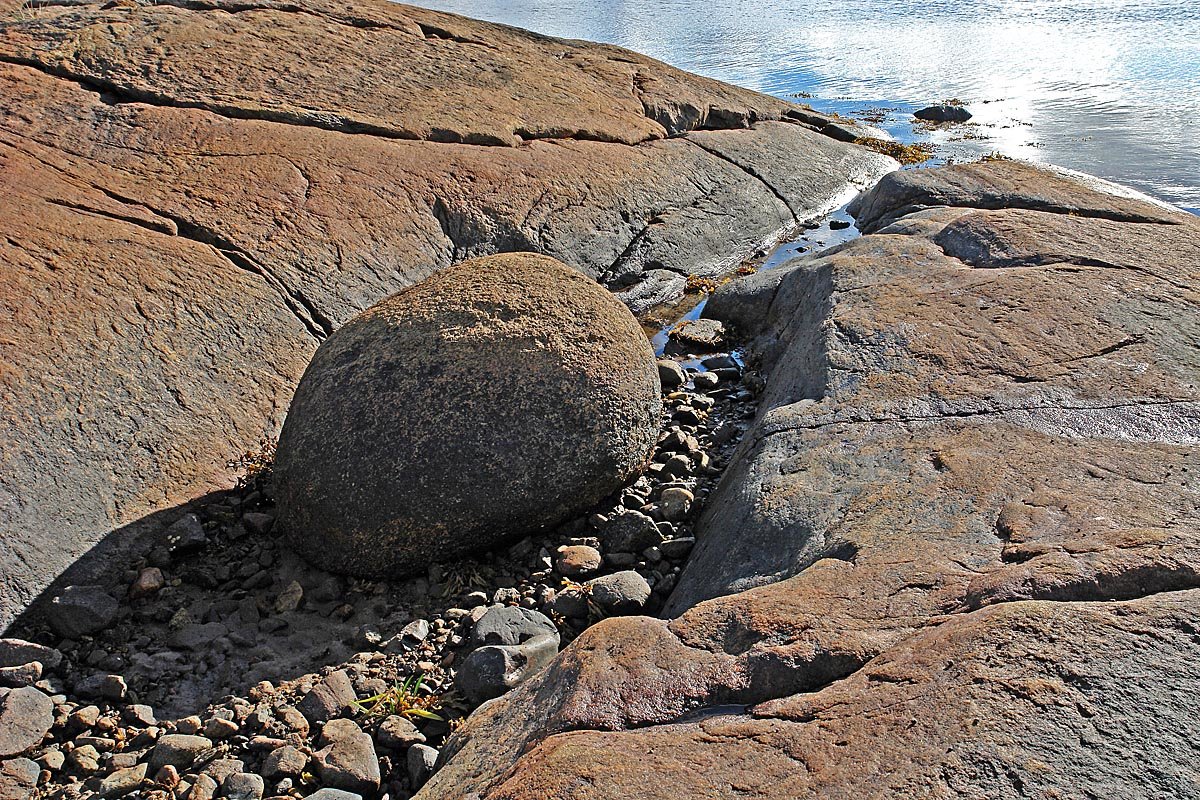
{"left": 410, "top": 0, "right": 1200, "bottom": 214}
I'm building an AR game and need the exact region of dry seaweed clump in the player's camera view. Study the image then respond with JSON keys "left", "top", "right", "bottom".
{"left": 854, "top": 137, "right": 936, "bottom": 165}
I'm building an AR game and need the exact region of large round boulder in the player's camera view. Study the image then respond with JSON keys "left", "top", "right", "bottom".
{"left": 274, "top": 253, "right": 661, "bottom": 577}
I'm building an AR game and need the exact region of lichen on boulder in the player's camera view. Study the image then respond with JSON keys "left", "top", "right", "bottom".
{"left": 273, "top": 252, "right": 661, "bottom": 576}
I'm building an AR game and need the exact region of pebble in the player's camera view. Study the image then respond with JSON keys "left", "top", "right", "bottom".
{"left": 407, "top": 744, "right": 439, "bottom": 791}
{"left": 45, "top": 585, "right": 119, "bottom": 639}
{"left": 692, "top": 371, "right": 720, "bottom": 390}
{"left": 600, "top": 510, "right": 662, "bottom": 553}
{"left": 164, "top": 514, "right": 208, "bottom": 553}
{"left": 0, "top": 662, "right": 41, "bottom": 688}
{"left": 304, "top": 790, "right": 363, "bottom": 800}
{"left": 656, "top": 359, "right": 687, "bottom": 390}
{"left": 456, "top": 633, "right": 559, "bottom": 703}
{"left": 661, "top": 537, "right": 696, "bottom": 560}
{"left": 261, "top": 745, "right": 308, "bottom": 780}
{"left": 658, "top": 487, "right": 694, "bottom": 521}
{"left": 274, "top": 581, "right": 304, "bottom": 614}
{"left": 553, "top": 545, "right": 602, "bottom": 576}
{"left": 68, "top": 744, "right": 101, "bottom": 773}
{"left": 314, "top": 720, "right": 380, "bottom": 795}
{"left": 154, "top": 764, "right": 180, "bottom": 789}
{"left": 0, "top": 639, "right": 63, "bottom": 671}
{"left": 74, "top": 673, "right": 128, "bottom": 702}
{"left": 222, "top": 772, "right": 265, "bottom": 800}
{"left": 0, "top": 686, "right": 54, "bottom": 757}
{"left": 298, "top": 669, "right": 357, "bottom": 724}
{"left": 148, "top": 734, "right": 213, "bottom": 772}
{"left": 203, "top": 716, "right": 239, "bottom": 740}
{"left": 471, "top": 606, "right": 558, "bottom": 648}
{"left": 188, "top": 773, "right": 218, "bottom": 800}
{"left": 92, "top": 762, "right": 147, "bottom": 798}
{"left": 129, "top": 567, "right": 166, "bottom": 599}
{"left": 585, "top": 571, "right": 652, "bottom": 615}
{"left": 124, "top": 703, "right": 157, "bottom": 726}
{"left": 375, "top": 716, "right": 426, "bottom": 750}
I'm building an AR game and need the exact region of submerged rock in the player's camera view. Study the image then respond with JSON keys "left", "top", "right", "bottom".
{"left": 275, "top": 253, "right": 661, "bottom": 577}
{"left": 914, "top": 103, "right": 972, "bottom": 122}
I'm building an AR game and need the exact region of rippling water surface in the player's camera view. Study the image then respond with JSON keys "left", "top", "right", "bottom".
{"left": 410, "top": 0, "right": 1200, "bottom": 212}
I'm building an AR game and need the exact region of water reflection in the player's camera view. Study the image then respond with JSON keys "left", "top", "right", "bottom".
{"left": 409, "top": 0, "right": 1200, "bottom": 212}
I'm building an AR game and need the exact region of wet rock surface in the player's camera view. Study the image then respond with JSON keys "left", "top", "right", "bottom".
{"left": 0, "top": 0, "right": 893, "bottom": 627}
{"left": 417, "top": 160, "right": 1200, "bottom": 799}
{"left": 274, "top": 253, "right": 661, "bottom": 577}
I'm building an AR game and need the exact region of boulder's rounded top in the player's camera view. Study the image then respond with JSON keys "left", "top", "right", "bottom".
{"left": 274, "top": 253, "right": 661, "bottom": 577}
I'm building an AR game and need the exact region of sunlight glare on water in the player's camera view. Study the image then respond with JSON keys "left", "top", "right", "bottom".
{"left": 408, "top": 0, "right": 1200, "bottom": 212}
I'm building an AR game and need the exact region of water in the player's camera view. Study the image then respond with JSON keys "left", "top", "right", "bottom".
{"left": 409, "top": 0, "right": 1200, "bottom": 214}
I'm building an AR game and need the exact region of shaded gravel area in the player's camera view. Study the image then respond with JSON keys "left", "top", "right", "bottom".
{"left": 1, "top": 313, "right": 762, "bottom": 800}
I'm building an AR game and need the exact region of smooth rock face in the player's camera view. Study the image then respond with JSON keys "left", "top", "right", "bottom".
{"left": 415, "top": 162, "right": 1200, "bottom": 799}
{"left": 275, "top": 253, "right": 662, "bottom": 576}
{"left": 0, "top": 0, "right": 891, "bottom": 630}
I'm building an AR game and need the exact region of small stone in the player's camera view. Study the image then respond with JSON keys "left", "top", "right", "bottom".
{"left": 553, "top": 545, "right": 602, "bottom": 576}
{"left": 661, "top": 454, "right": 692, "bottom": 478}
{"left": 407, "top": 744, "right": 438, "bottom": 791}
{"left": 656, "top": 360, "right": 686, "bottom": 391}
{"left": 700, "top": 354, "right": 739, "bottom": 372}
{"left": 241, "top": 512, "right": 275, "bottom": 536}
{"left": 68, "top": 744, "right": 101, "bottom": 774}
{"left": 661, "top": 537, "right": 696, "bottom": 560}
{"left": 261, "top": 746, "right": 307, "bottom": 780}
{"left": 129, "top": 567, "right": 166, "bottom": 599}
{"left": 148, "top": 734, "right": 213, "bottom": 773}
{"left": 94, "top": 762, "right": 148, "bottom": 798}
{"left": 456, "top": 634, "right": 559, "bottom": 704}
{"left": 154, "top": 764, "right": 180, "bottom": 789}
{"left": 600, "top": 511, "right": 663, "bottom": 554}
{"left": 124, "top": 704, "right": 157, "bottom": 727}
{"left": 201, "top": 758, "right": 245, "bottom": 784}
{"left": 76, "top": 735, "right": 116, "bottom": 752}
{"left": 222, "top": 773, "right": 264, "bottom": 800}
{"left": 298, "top": 670, "right": 356, "bottom": 724}
{"left": 692, "top": 371, "right": 720, "bottom": 390}
{"left": 304, "top": 790, "right": 362, "bottom": 800}
{"left": 829, "top": 218, "right": 852, "bottom": 230}
{"left": 0, "top": 662, "right": 41, "bottom": 688}
{"left": 74, "top": 673, "right": 128, "bottom": 702}
{"left": 401, "top": 619, "right": 430, "bottom": 644}
{"left": 669, "top": 318, "right": 725, "bottom": 352}
{"left": 276, "top": 705, "right": 309, "bottom": 737}
{"left": 274, "top": 581, "right": 304, "bottom": 614}
{"left": 375, "top": 716, "right": 426, "bottom": 750}
{"left": 0, "top": 757, "right": 40, "bottom": 800}
{"left": 314, "top": 721, "right": 380, "bottom": 795}
{"left": 67, "top": 705, "right": 101, "bottom": 736}
{"left": 45, "top": 585, "right": 119, "bottom": 639}
{"left": 0, "top": 687, "right": 54, "bottom": 757}
{"left": 658, "top": 487, "right": 694, "bottom": 521}
{"left": 203, "top": 716, "right": 238, "bottom": 740}
{"left": 0, "top": 640, "right": 62, "bottom": 671}
{"left": 470, "top": 606, "right": 558, "bottom": 649}
{"left": 37, "top": 750, "right": 65, "bottom": 772}
{"left": 550, "top": 588, "right": 589, "bottom": 619}
{"left": 164, "top": 514, "right": 208, "bottom": 552}
{"left": 188, "top": 773, "right": 218, "bottom": 800}
{"left": 585, "top": 571, "right": 652, "bottom": 615}
{"left": 175, "top": 716, "right": 203, "bottom": 735}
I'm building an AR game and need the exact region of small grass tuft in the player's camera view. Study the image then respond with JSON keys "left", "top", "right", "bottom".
{"left": 352, "top": 673, "right": 444, "bottom": 721}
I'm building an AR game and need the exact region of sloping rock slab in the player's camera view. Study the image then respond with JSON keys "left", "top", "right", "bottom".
{"left": 0, "top": 0, "right": 892, "bottom": 629}
{"left": 417, "top": 161, "right": 1200, "bottom": 798}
